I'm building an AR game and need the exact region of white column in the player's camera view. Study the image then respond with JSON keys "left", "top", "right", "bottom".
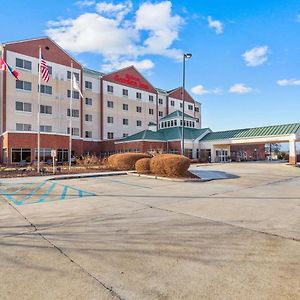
{"left": 289, "top": 140, "right": 297, "bottom": 164}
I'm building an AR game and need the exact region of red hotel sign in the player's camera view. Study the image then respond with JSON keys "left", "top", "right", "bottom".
{"left": 114, "top": 73, "right": 150, "bottom": 90}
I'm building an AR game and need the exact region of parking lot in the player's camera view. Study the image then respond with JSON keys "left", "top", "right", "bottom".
{"left": 0, "top": 162, "right": 299, "bottom": 299}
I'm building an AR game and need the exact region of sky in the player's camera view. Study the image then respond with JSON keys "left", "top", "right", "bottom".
{"left": 1, "top": 0, "right": 300, "bottom": 131}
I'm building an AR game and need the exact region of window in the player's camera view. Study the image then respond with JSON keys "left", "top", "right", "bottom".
{"left": 67, "top": 90, "right": 80, "bottom": 99}
{"left": 16, "top": 58, "right": 32, "bottom": 71}
{"left": 16, "top": 80, "right": 32, "bottom": 91}
{"left": 40, "top": 105, "right": 52, "bottom": 115}
{"left": 136, "top": 106, "right": 142, "bottom": 113}
{"left": 149, "top": 108, "right": 154, "bottom": 115}
{"left": 85, "top": 98, "right": 92, "bottom": 105}
{"left": 40, "top": 125, "right": 52, "bottom": 132}
{"left": 137, "top": 120, "right": 142, "bottom": 126}
{"left": 107, "top": 116, "right": 114, "bottom": 124}
{"left": 123, "top": 119, "right": 129, "bottom": 125}
{"left": 159, "top": 111, "right": 163, "bottom": 117}
{"left": 67, "top": 127, "right": 79, "bottom": 136}
{"left": 107, "top": 85, "right": 113, "bottom": 93}
{"left": 16, "top": 123, "right": 31, "bottom": 131}
{"left": 159, "top": 98, "right": 163, "bottom": 105}
{"left": 188, "top": 104, "right": 193, "bottom": 110}
{"left": 67, "top": 71, "right": 79, "bottom": 81}
{"left": 38, "top": 64, "right": 52, "bottom": 75}
{"left": 170, "top": 100, "right": 175, "bottom": 106}
{"left": 39, "top": 84, "right": 52, "bottom": 95}
{"left": 107, "top": 101, "right": 114, "bottom": 108}
{"left": 85, "top": 131, "right": 92, "bottom": 138}
{"left": 122, "top": 89, "right": 128, "bottom": 96}
{"left": 136, "top": 92, "right": 142, "bottom": 99}
{"left": 15, "top": 101, "right": 32, "bottom": 112}
{"left": 107, "top": 132, "right": 114, "bottom": 139}
{"left": 174, "top": 120, "right": 177, "bottom": 126}
{"left": 67, "top": 109, "right": 79, "bottom": 118}
{"left": 34, "top": 148, "right": 52, "bottom": 163}
{"left": 195, "top": 107, "right": 199, "bottom": 112}
{"left": 149, "top": 95, "right": 154, "bottom": 102}
{"left": 85, "top": 81, "right": 92, "bottom": 89}
{"left": 123, "top": 104, "right": 128, "bottom": 111}
{"left": 11, "top": 148, "right": 31, "bottom": 163}
{"left": 123, "top": 133, "right": 128, "bottom": 138}
{"left": 171, "top": 120, "right": 174, "bottom": 127}
{"left": 180, "top": 103, "right": 183, "bottom": 108}
{"left": 85, "top": 114, "right": 92, "bottom": 122}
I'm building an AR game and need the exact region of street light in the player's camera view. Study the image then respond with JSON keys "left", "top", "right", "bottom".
{"left": 181, "top": 53, "right": 192, "bottom": 156}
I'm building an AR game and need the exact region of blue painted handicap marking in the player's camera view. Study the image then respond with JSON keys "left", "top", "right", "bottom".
{"left": 0, "top": 180, "right": 96, "bottom": 205}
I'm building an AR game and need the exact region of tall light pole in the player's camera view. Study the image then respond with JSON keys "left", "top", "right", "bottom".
{"left": 181, "top": 53, "right": 192, "bottom": 156}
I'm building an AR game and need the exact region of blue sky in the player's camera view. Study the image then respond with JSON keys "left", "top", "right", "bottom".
{"left": 1, "top": 0, "right": 300, "bottom": 131}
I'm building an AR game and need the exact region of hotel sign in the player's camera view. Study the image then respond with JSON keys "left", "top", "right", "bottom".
{"left": 114, "top": 73, "right": 150, "bottom": 90}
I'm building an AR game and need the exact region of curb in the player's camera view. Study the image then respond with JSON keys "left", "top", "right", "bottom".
{"left": 128, "top": 172, "right": 210, "bottom": 182}
{"left": 48, "top": 171, "right": 128, "bottom": 181}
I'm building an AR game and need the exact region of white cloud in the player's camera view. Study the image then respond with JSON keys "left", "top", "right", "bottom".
{"left": 229, "top": 83, "right": 253, "bottom": 94}
{"left": 191, "top": 85, "right": 222, "bottom": 95}
{"left": 242, "top": 46, "right": 269, "bottom": 67}
{"left": 46, "top": 1, "right": 183, "bottom": 71}
{"left": 102, "top": 59, "right": 154, "bottom": 73}
{"left": 277, "top": 79, "right": 300, "bottom": 86}
{"left": 75, "top": 0, "right": 95, "bottom": 8}
{"left": 207, "top": 16, "right": 223, "bottom": 34}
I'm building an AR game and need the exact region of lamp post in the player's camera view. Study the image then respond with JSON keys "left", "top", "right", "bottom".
{"left": 181, "top": 53, "right": 192, "bottom": 156}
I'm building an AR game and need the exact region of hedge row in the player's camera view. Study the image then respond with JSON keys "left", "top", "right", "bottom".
{"left": 108, "top": 153, "right": 151, "bottom": 171}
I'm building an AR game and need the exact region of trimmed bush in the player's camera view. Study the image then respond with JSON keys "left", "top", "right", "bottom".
{"left": 108, "top": 153, "right": 151, "bottom": 171}
{"left": 135, "top": 158, "right": 151, "bottom": 174}
{"left": 150, "top": 154, "right": 190, "bottom": 177}
{"left": 76, "top": 155, "right": 100, "bottom": 167}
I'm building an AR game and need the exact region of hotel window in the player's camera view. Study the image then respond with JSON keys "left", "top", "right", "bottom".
{"left": 161, "top": 123, "right": 164, "bottom": 129}
{"left": 85, "top": 98, "right": 92, "bottom": 105}
{"left": 122, "top": 89, "right": 128, "bottom": 96}
{"left": 149, "top": 108, "right": 154, "bottom": 115}
{"left": 159, "top": 98, "right": 163, "bottom": 105}
{"left": 107, "top": 132, "right": 114, "bottom": 139}
{"left": 188, "top": 104, "right": 193, "bottom": 110}
{"left": 15, "top": 101, "right": 32, "bottom": 112}
{"left": 39, "top": 84, "right": 52, "bottom": 95}
{"left": 107, "top": 116, "right": 114, "bottom": 124}
{"left": 159, "top": 111, "right": 163, "bottom": 117}
{"left": 40, "top": 105, "right": 52, "bottom": 115}
{"left": 34, "top": 148, "right": 52, "bottom": 162}
{"left": 171, "top": 120, "right": 174, "bottom": 127}
{"left": 11, "top": 148, "right": 31, "bottom": 163}
{"left": 38, "top": 64, "right": 52, "bottom": 75}
{"left": 67, "top": 71, "right": 79, "bottom": 81}
{"left": 123, "top": 104, "right": 128, "bottom": 111}
{"left": 174, "top": 120, "right": 177, "bottom": 126}
{"left": 192, "top": 122, "right": 195, "bottom": 128}
{"left": 136, "top": 92, "right": 142, "bottom": 99}
{"left": 149, "top": 95, "right": 154, "bottom": 102}
{"left": 123, "top": 133, "right": 128, "bottom": 138}
{"left": 107, "top": 101, "right": 114, "bottom": 108}
{"left": 67, "top": 127, "right": 79, "bottom": 136}
{"left": 67, "top": 109, "right": 79, "bottom": 118}
{"left": 107, "top": 85, "right": 113, "bottom": 93}
{"left": 170, "top": 100, "right": 175, "bottom": 106}
{"left": 85, "top": 131, "right": 92, "bottom": 138}
{"left": 16, "top": 80, "right": 32, "bottom": 91}
{"left": 67, "top": 90, "right": 80, "bottom": 99}
{"left": 168, "top": 121, "right": 171, "bottom": 127}
{"left": 137, "top": 120, "right": 142, "bottom": 127}
{"left": 85, "top": 114, "right": 92, "bottom": 122}
{"left": 195, "top": 107, "right": 199, "bottom": 112}
{"left": 136, "top": 106, "right": 142, "bottom": 113}
{"left": 16, "top": 123, "right": 31, "bottom": 131}
{"left": 85, "top": 81, "right": 92, "bottom": 89}
{"left": 180, "top": 103, "right": 183, "bottom": 108}
{"left": 16, "top": 58, "right": 32, "bottom": 71}
{"left": 40, "top": 125, "right": 52, "bottom": 132}
{"left": 123, "top": 118, "right": 129, "bottom": 125}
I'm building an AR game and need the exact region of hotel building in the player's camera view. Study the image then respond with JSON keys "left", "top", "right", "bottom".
{"left": 0, "top": 37, "right": 299, "bottom": 165}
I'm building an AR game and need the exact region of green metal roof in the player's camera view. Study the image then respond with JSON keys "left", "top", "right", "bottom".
{"left": 201, "top": 123, "right": 300, "bottom": 141}
{"left": 160, "top": 110, "right": 196, "bottom": 121}
{"left": 119, "top": 127, "right": 211, "bottom": 142}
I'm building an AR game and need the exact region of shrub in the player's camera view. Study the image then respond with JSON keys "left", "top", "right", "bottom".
{"left": 76, "top": 155, "right": 100, "bottom": 167}
{"left": 150, "top": 154, "right": 190, "bottom": 177}
{"left": 135, "top": 158, "right": 151, "bottom": 174}
{"left": 108, "top": 153, "right": 151, "bottom": 171}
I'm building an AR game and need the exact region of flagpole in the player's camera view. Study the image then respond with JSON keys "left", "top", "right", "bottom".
{"left": 69, "top": 61, "right": 73, "bottom": 171}
{"left": 37, "top": 46, "right": 42, "bottom": 173}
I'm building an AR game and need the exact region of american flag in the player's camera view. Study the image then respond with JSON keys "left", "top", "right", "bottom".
{"left": 40, "top": 55, "right": 49, "bottom": 82}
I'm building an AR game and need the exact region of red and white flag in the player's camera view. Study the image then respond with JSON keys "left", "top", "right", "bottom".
{"left": 40, "top": 55, "right": 49, "bottom": 82}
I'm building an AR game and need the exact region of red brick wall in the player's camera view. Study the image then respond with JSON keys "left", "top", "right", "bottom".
{"left": 231, "top": 144, "right": 265, "bottom": 161}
